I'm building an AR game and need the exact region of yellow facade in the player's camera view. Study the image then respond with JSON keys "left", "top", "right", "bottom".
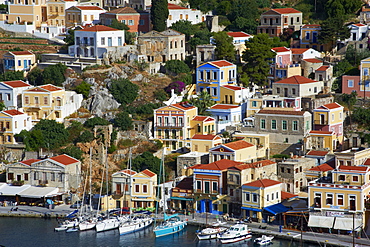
{"left": 246, "top": 98, "right": 263, "bottom": 117}
{"left": 307, "top": 132, "right": 338, "bottom": 152}
{"left": 131, "top": 170, "right": 157, "bottom": 208}
{"left": 0, "top": 112, "right": 14, "bottom": 144}
{"left": 233, "top": 133, "right": 270, "bottom": 159}
{"left": 46, "top": 0, "right": 66, "bottom": 26}
{"left": 7, "top": 0, "right": 47, "bottom": 27}
{"left": 191, "top": 137, "right": 222, "bottom": 153}
{"left": 189, "top": 118, "right": 215, "bottom": 137}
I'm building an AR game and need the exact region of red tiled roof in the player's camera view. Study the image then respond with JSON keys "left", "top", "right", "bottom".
{"left": 2, "top": 80, "right": 30, "bottom": 88}
{"left": 316, "top": 65, "right": 329, "bottom": 71}
{"left": 222, "top": 85, "right": 245, "bottom": 91}
{"left": 227, "top": 32, "right": 251, "bottom": 38}
{"left": 306, "top": 150, "right": 329, "bottom": 156}
{"left": 80, "top": 25, "right": 118, "bottom": 32}
{"left": 11, "top": 51, "right": 33, "bottom": 55}
{"left": 309, "top": 130, "right": 333, "bottom": 135}
{"left": 210, "top": 60, "right": 234, "bottom": 67}
{"left": 224, "top": 140, "right": 254, "bottom": 150}
{"left": 274, "top": 75, "right": 317, "bottom": 84}
{"left": 192, "top": 116, "right": 214, "bottom": 122}
{"left": 338, "top": 165, "right": 369, "bottom": 172}
{"left": 210, "top": 104, "right": 240, "bottom": 110}
{"left": 281, "top": 191, "right": 298, "bottom": 200}
{"left": 75, "top": 6, "right": 104, "bottom": 10}
{"left": 20, "top": 159, "right": 40, "bottom": 166}
{"left": 243, "top": 179, "right": 281, "bottom": 188}
{"left": 40, "top": 84, "right": 62, "bottom": 92}
{"left": 167, "top": 3, "right": 187, "bottom": 9}
{"left": 271, "top": 47, "right": 290, "bottom": 52}
{"left": 49, "top": 154, "right": 80, "bottom": 165}
{"left": 3, "top": 109, "right": 24, "bottom": 116}
{"left": 141, "top": 169, "right": 156, "bottom": 177}
{"left": 172, "top": 102, "right": 196, "bottom": 110}
{"left": 291, "top": 48, "right": 309, "bottom": 54}
{"left": 272, "top": 8, "right": 301, "bottom": 14}
{"left": 257, "top": 109, "right": 306, "bottom": 115}
{"left": 302, "top": 24, "right": 321, "bottom": 28}
{"left": 304, "top": 58, "right": 323, "bottom": 63}
{"left": 319, "top": 102, "right": 342, "bottom": 110}
{"left": 191, "top": 159, "right": 243, "bottom": 171}
{"left": 233, "top": 160, "right": 276, "bottom": 170}
{"left": 106, "top": 7, "right": 138, "bottom": 14}
{"left": 353, "top": 23, "right": 366, "bottom": 27}
{"left": 192, "top": 134, "right": 221, "bottom": 140}
{"left": 308, "top": 163, "right": 334, "bottom": 172}
{"left": 364, "top": 158, "right": 370, "bottom": 166}
{"left": 117, "top": 169, "right": 137, "bottom": 175}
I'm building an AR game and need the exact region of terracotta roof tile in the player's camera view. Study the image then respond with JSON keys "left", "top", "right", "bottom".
{"left": 222, "top": 85, "right": 245, "bottom": 91}
{"left": 271, "top": 47, "right": 290, "bottom": 52}
{"left": 303, "top": 58, "right": 323, "bottom": 63}
{"left": 116, "top": 169, "right": 137, "bottom": 175}
{"left": 172, "top": 102, "right": 196, "bottom": 110}
{"left": 302, "top": 24, "right": 321, "bottom": 28}
{"left": 319, "top": 102, "right": 342, "bottom": 110}
{"left": 233, "top": 160, "right": 276, "bottom": 170}
{"left": 192, "top": 134, "right": 221, "bottom": 140}
{"left": 141, "top": 169, "right": 156, "bottom": 177}
{"left": 291, "top": 48, "right": 309, "bottom": 54}
{"left": 224, "top": 140, "right": 254, "bottom": 150}
{"left": 75, "top": 6, "right": 104, "bottom": 10}
{"left": 309, "top": 130, "right": 333, "bottom": 135}
{"left": 281, "top": 191, "right": 298, "bottom": 200}
{"left": 210, "top": 104, "right": 240, "bottom": 110}
{"left": 209, "top": 60, "right": 234, "bottom": 67}
{"left": 3, "top": 109, "right": 24, "bottom": 116}
{"left": 227, "top": 32, "right": 251, "bottom": 38}
{"left": 274, "top": 75, "right": 317, "bottom": 84}
{"left": 308, "top": 163, "right": 334, "bottom": 172}
{"left": 49, "top": 154, "right": 80, "bottom": 165}
{"left": 40, "top": 84, "right": 63, "bottom": 91}
{"left": 316, "top": 65, "right": 329, "bottom": 71}
{"left": 19, "top": 159, "right": 40, "bottom": 166}
{"left": 79, "top": 25, "right": 119, "bottom": 32}
{"left": 338, "top": 165, "right": 369, "bottom": 172}
{"left": 364, "top": 158, "right": 370, "bottom": 166}
{"left": 192, "top": 116, "right": 214, "bottom": 122}
{"left": 243, "top": 179, "right": 281, "bottom": 188}
{"left": 2, "top": 80, "right": 30, "bottom": 88}
{"left": 167, "top": 3, "right": 187, "bottom": 9}
{"left": 353, "top": 23, "right": 366, "bottom": 27}
{"left": 191, "top": 159, "right": 243, "bottom": 171}
{"left": 257, "top": 109, "right": 306, "bottom": 115}
{"left": 106, "top": 7, "right": 138, "bottom": 14}
{"left": 306, "top": 150, "right": 329, "bottom": 156}
{"left": 272, "top": 8, "right": 301, "bottom": 14}
{"left": 10, "top": 51, "right": 34, "bottom": 56}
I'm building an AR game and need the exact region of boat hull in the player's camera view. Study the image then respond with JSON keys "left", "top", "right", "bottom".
{"left": 79, "top": 222, "right": 96, "bottom": 231}
{"left": 197, "top": 233, "right": 218, "bottom": 240}
{"left": 119, "top": 218, "right": 153, "bottom": 235}
{"left": 154, "top": 221, "right": 187, "bottom": 237}
{"left": 219, "top": 234, "right": 252, "bottom": 244}
{"left": 197, "top": 227, "right": 228, "bottom": 240}
{"left": 96, "top": 219, "right": 120, "bottom": 232}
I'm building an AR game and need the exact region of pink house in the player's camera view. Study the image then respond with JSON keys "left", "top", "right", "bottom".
{"left": 269, "top": 47, "right": 301, "bottom": 82}
{"left": 342, "top": 75, "right": 366, "bottom": 96}
{"left": 271, "top": 47, "right": 291, "bottom": 67}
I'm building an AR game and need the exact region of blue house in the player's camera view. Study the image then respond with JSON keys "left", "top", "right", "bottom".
{"left": 196, "top": 60, "right": 237, "bottom": 101}
{"left": 207, "top": 104, "right": 243, "bottom": 133}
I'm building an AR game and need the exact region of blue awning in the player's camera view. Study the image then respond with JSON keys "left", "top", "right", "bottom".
{"left": 170, "top": 197, "right": 193, "bottom": 201}
{"left": 241, "top": 206, "right": 262, "bottom": 212}
{"left": 264, "top": 203, "right": 290, "bottom": 215}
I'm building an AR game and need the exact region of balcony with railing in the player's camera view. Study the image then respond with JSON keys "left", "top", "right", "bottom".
{"left": 155, "top": 123, "right": 184, "bottom": 128}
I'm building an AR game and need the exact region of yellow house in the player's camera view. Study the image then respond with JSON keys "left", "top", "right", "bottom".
{"left": 2, "top": 51, "right": 36, "bottom": 74}
{"left": 241, "top": 179, "right": 282, "bottom": 220}
{"left": 131, "top": 169, "right": 157, "bottom": 209}
{"left": 46, "top": 0, "right": 77, "bottom": 27}
{"left": 308, "top": 165, "right": 370, "bottom": 233}
{"left": 219, "top": 85, "right": 250, "bottom": 105}
{"left": 209, "top": 140, "right": 257, "bottom": 162}
{"left": 7, "top": 0, "right": 47, "bottom": 27}
{"left": 306, "top": 130, "right": 339, "bottom": 153}
{"left": 233, "top": 133, "right": 270, "bottom": 159}
{"left": 22, "top": 84, "right": 82, "bottom": 124}
{"left": 189, "top": 116, "right": 216, "bottom": 137}
{"left": 312, "top": 102, "right": 344, "bottom": 147}
{"left": 191, "top": 134, "right": 222, "bottom": 153}
{"left": 110, "top": 169, "right": 137, "bottom": 209}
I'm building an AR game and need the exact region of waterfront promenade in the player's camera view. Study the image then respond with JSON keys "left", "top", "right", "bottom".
{"left": 0, "top": 204, "right": 369, "bottom": 247}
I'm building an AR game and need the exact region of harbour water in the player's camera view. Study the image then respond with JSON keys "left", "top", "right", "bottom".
{"left": 0, "top": 217, "right": 321, "bottom": 247}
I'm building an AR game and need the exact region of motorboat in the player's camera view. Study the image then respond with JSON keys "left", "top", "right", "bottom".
{"left": 119, "top": 216, "right": 153, "bottom": 235}
{"left": 196, "top": 226, "right": 228, "bottom": 240}
{"left": 66, "top": 227, "right": 79, "bottom": 233}
{"left": 54, "top": 218, "right": 79, "bottom": 231}
{"left": 153, "top": 214, "right": 187, "bottom": 237}
{"left": 254, "top": 235, "right": 274, "bottom": 245}
{"left": 217, "top": 223, "right": 251, "bottom": 244}
{"left": 54, "top": 225, "right": 68, "bottom": 232}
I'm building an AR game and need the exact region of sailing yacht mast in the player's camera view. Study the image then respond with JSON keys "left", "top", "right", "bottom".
{"left": 128, "top": 148, "right": 132, "bottom": 217}
{"left": 89, "top": 147, "right": 92, "bottom": 211}
{"left": 106, "top": 144, "right": 109, "bottom": 218}
{"left": 154, "top": 149, "right": 164, "bottom": 227}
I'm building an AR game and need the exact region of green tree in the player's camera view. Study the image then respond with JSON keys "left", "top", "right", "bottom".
{"left": 74, "top": 81, "right": 91, "bottom": 99}
{"left": 334, "top": 60, "right": 353, "bottom": 77}
{"left": 170, "top": 20, "right": 195, "bottom": 39}
{"left": 84, "top": 117, "right": 110, "bottom": 128}
{"left": 154, "top": 89, "right": 168, "bottom": 101}
{"left": 75, "top": 130, "right": 94, "bottom": 143}
{"left": 190, "top": 91, "right": 214, "bottom": 115}
{"left": 33, "top": 119, "right": 69, "bottom": 150}
{"left": 67, "top": 121, "right": 84, "bottom": 143}
{"left": 0, "top": 102, "right": 5, "bottom": 111}
{"left": 164, "top": 60, "right": 190, "bottom": 74}
{"left": 151, "top": 0, "right": 169, "bottom": 32}
{"left": 15, "top": 129, "right": 44, "bottom": 151}
{"left": 318, "top": 17, "right": 350, "bottom": 51}
{"left": 0, "top": 71, "right": 24, "bottom": 81}
{"left": 114, "top": 112, "right": 133, "bottom": 130}
{"left": 60, "top": 145, "right": 84, "bottom": 161}
{"left": 42, "top": 63, "right": 67, "bottom": 86}
{"left": 228, "top": 0, "right": 259, "bottom": 34}
{"left": 216, "top": 1, "right": 232, "bottom": 15}
{"left": 212, "top": 31, "right": 235, "bottom": 61}
{"left": 27, "top": 67, "right": 43, "bottom": 85}
{"left": 132, "top": 151, "right": 161, "bottom": 175}
{"left": 242, "top": 33, "right": 275, "bottom": 86}
{"left": 64, "top": 29, "right": 75, "bottom": 46}
{"left": 325, "top": 0, "right": 362, "bottom": 18}
{"left": 109, "top": 78, "right": 139, "bottom": 105}
{"left": 108, "top": 19, "right": 136, "bottom": 44}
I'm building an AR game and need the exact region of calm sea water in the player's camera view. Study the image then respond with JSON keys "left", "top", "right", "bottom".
{"left": 0, "top": 217, "right": 321, "bottom": 247}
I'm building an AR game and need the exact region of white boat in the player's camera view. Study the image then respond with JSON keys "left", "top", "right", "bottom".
{"left": 54, "top": 226, "right": 68, "bottom": 232}
{"left": 66, "top": 227, "right": 79, "bottom": 233}
{"left": 217, "top": 223, "right": 252, "bottom": 244}
{"left": 79, "top": 219, "right": 97, "bottom": 231}
{"left": 254, "top": 235, "right": 274, "bottom": 245}
{"left": 96, "top": 217, "right": 121, "bottom": 232}
{"left": 153, "top": 214, "right": 187, "bottom": 237}
{"left": 54, "top": 218, "right": 79, "bottom": 231}
{"left": 119, "top": 216, "right": 153, "bottom": 235}
{"left": 197, "top": 226, "right": 228, "bottom": 240}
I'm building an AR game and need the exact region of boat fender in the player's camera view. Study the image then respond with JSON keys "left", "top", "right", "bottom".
{"left": 185, "top": 218, "right": 188, "bottom": 221}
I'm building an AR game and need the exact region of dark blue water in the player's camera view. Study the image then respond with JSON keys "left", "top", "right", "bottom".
{"left": 0, "top": 217, "right": 320, "bottom": 247}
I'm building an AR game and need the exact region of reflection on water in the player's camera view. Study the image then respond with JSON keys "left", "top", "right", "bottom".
{"left": 0, "top": 217, "right": 320, "bottom": 247}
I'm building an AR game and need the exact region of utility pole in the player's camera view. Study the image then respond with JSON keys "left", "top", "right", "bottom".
{"left": 353, "top": 213, "right": 355, "bottom": 247}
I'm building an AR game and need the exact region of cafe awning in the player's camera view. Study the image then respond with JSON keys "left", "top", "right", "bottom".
{"left": 170, "top": 197, "right": 193, "bottom": 201}
{"left": 333, "top": 217, "right": 362, "bottom": 231}
{"left": 241, "top": 206, "right": 262, "bottom": 212}
{"left": 308, "top": 215, "right": 335, "bottom": 228}
{"left": 18, "top": 187, "right": 59, "bottom": 198}
{"left": 264, "top": 203, "right": 290, "bottom": 215}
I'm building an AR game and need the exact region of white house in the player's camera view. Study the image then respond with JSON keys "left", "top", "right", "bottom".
{"left": 291, "top": 48, "right": 322, "bottom": 64}
{"left": 272, "top": 75, "right": 324, "bottom": 98}
{"left": 207, "top": 104, "right": 242, "bottom": 133}
{"left": 0, "top": 80, "right": 32, "bottom": 109}
{"left": 0, "top": 109, "right": 32, "bottom": 144}
{"left": 65, "top": 5, "right": 106, "bottom": 28}
{"left": 166, "top": 3, "right": 207, "bottom": 27}
{"left": 2, "top": 51, "right": 36, "bottom": 73}
{"left": 227, "top": 32, "right": 253, "bottom": 44}
{"left": 347, "top": 23, "right": 368, "bottom": 42}
{"left": 69, "top": 25, "right": 125, "bottom": 58}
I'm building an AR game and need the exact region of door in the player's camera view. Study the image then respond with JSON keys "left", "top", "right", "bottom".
{"left": 23, "top": 60, "right": 27, "bottom": 69}
{"left": 17, "top": 175, "right": 21, "bottom": 181}
{"left": 284, "top": 88, "right": 288, "bottom": 97}
{"left": 108, "top": 37, "right": 112, "bottom": 47}
{"left": 205, "top": 200, "right": 210, "bottom": 213}
{"left": 116, "top": 200, "right": 121, "bottom": 208}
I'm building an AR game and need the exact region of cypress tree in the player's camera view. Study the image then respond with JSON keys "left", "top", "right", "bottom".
{"left": 151, "top": 0, "right": 169, "bottom": 32}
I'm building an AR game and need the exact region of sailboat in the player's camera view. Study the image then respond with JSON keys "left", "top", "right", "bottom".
{"left": 119, "top": 149, "right": 153, "bottom": 235}
{"left": 153, "top": 150, "right": 187, "bottom": 237}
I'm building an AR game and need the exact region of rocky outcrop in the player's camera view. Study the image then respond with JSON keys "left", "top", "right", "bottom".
{"left": 82, "top": 86, "right": 120, "bottom": 118}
